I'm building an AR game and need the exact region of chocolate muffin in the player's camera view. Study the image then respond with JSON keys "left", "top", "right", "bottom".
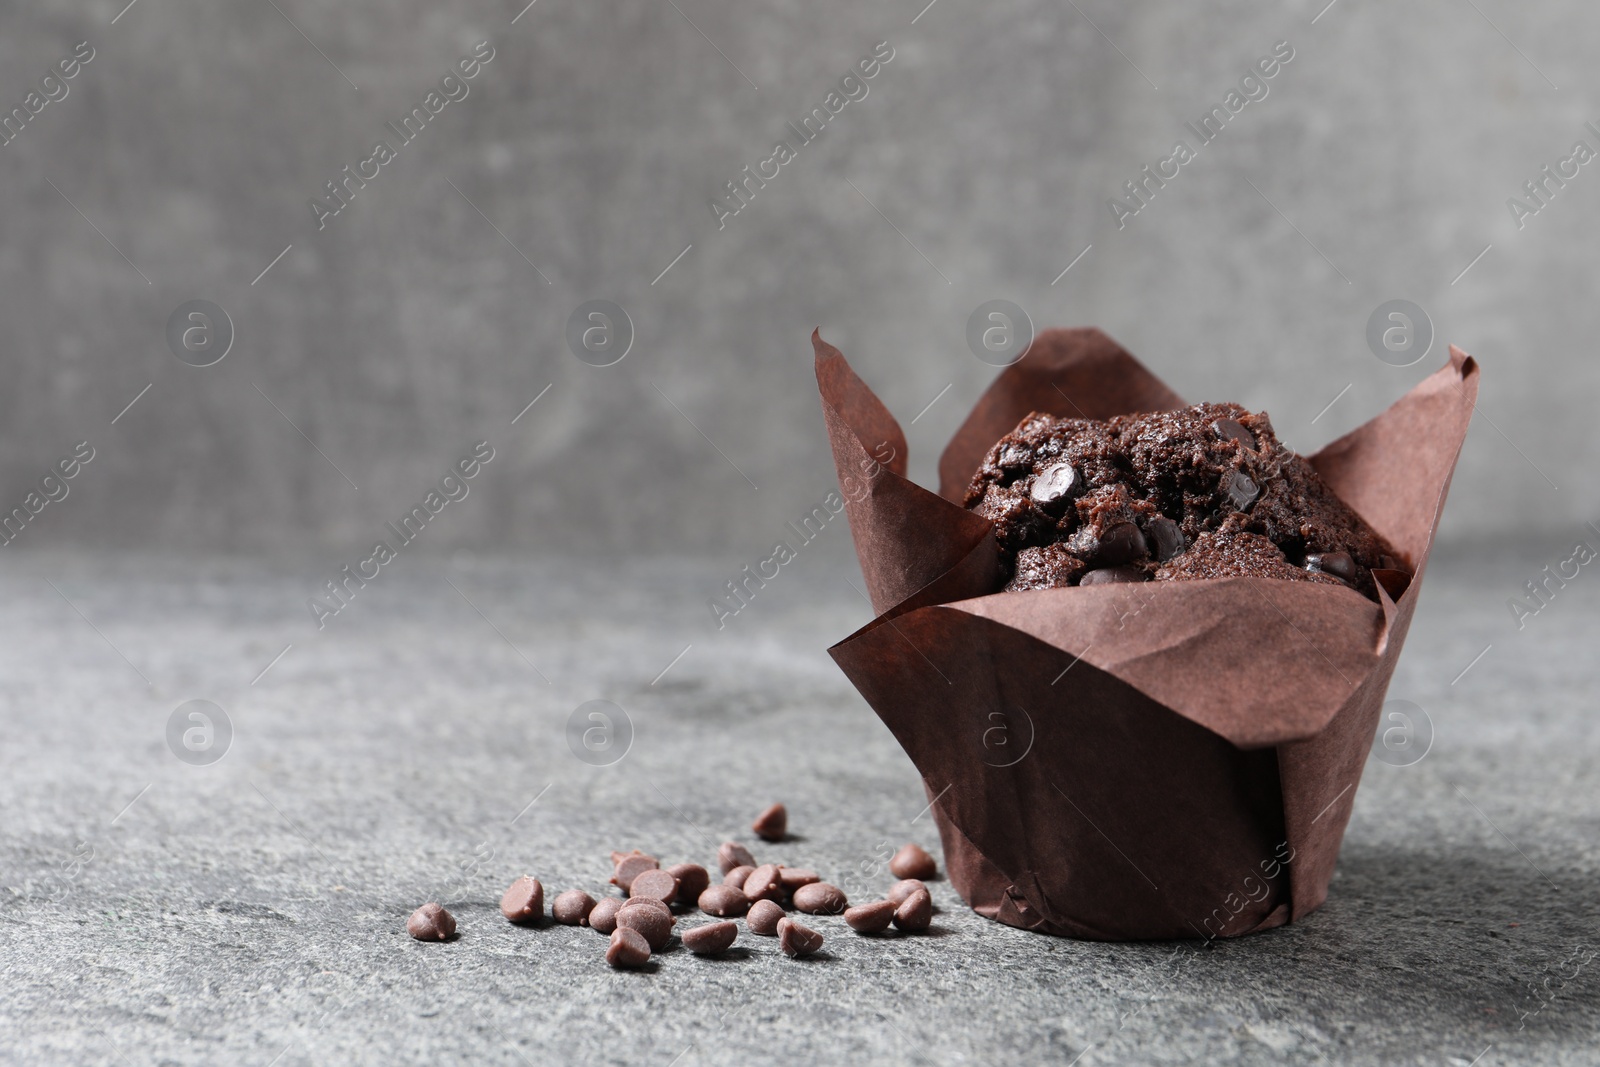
{"left": 963, "top": 404, "right": 1404, "bottom": 600}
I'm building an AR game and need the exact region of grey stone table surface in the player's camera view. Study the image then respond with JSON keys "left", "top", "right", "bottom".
{"left": 1, "top": 540, "right": 1596, "bottom": 1066}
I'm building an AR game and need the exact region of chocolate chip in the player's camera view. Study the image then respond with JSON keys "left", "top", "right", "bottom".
{"left": 791, "top": 883, "right": 848, "bottom": 915}
{"left": 844, "top": 900, "right": 897, "bottom": 933}
{"left": 621, "top": 895, "right": 671, "bottom": 918}
{"left": 627, "top": 868, "right": 679, "bottom": 905}
{"left": 551, "top": 890, "right": 596, "bottom": 926}
{"left": 752, "top": 803, "right": 787, "bottom": 842}
{"left": 997, "top": 443, "right": 1032, "bottom": 471}
{"left": 1306, "top": 550, "right": 1357, "bottom": 581}
{"left": 609, "top": 850, "right": 659, "bottom": 892}
{"left": 667, "top": 863, "right": 710, "bottom": 906}
{"left": 697, "top": 884, "right": 749, "bottom": 918}
{"left": 616, "top": 900, "right": 675, "bottom": 949}
{"left": 717, "top": 841, "right": 756, "bottom": 874}
{"left": 746, "top": 898, "right": 785, "bottom": 935}
{"left": 886, "top": 879, "right": 927, "bottom": 906}
{"left": 588, "top": 896, "right": 624, "bottom": 935}
{"left": 1078, "top": 565, "right": 1147, "bottom": 585}
{"left": 888, "top": 843, "right": 938, "bottom": 880}
{"left": 1097, "top": 522, "right": 1148, "bottom": 565}
{"left": 723, "top": 865, "right": 755, "bottom": 888}
{"left": 1145, "top": 516, "right": 1185, "bottom": 561}
{"left": 606, "top": 926, "right": 651, "bottom": 969}
{"left": 742, "top": 864, "right": 784, "bottom": 903}
{"left": 499, "top": 876, "right": 543, "bottom": 924}
{"left": 893, "top": 888, "right": 933, "bottom": 932}
{"left": 1029, "top": 462, "right": 1079, "bottom": 511}
{"left": 1211, "top": 418, "right": 1256, "bottom": 450}
{"left": 777, "top": 867, "right": 819, "bottom": 891}
{"left": 682, "top": 920, "right": 739, "bottom": 956}
{"left": 407, "top": 902, "right": 455, "bottom": 941}
{"left": 777, "top": 917, "right": 824, "bottom": 958}
{"left": 1225, "top": 469, "right": 1259, "bottom": 511}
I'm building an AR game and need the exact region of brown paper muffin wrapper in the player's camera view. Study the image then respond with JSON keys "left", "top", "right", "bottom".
{"left": 816, "top": 327, "right": 1479, "bottom": 940}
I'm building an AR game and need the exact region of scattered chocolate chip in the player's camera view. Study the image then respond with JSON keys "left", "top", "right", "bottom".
{"left": 588, "top": 896, "right": 624, "bottom": 935}
{"left": 723, "top": 865, "right": 755, "bottom": 888}
{"left": 888, "top": 843, "right": 938, "bottom": 880}
{"left": 777, "top": 917, "right": 824, "bottom": 958}
{"left": 1029, "top": 462, "right": 1079, "bottom": 511}
{"left": 777, "top": 867, "right": 820, "bottom": 891}
{"left": 610, "top": 850, "right": 659, "bottom": 892}
{"left": 1145, "top": 516, "right": 1186, "bottom": 561}
{"left": 1078, "top": 565, "right": 1148, "bottom": 586}
{"left": 697, "top": 884, "right": 749, "bottom": 918}
{"left": 791, "top": 882, "right": 848, "bottom": 915}
{"left": 499, "top": 876, "right": 543, "bottom": 924}
{"left": 717, "top": 842, "right": 756, "bottom": 874}
{"left": 742, "top": 864, "right": 785, "bottom": 903}
{"left": 666, "top": 863, "right": 710, "bottom": 906}
{"left": 407, "top": 902, "right": 455, "bottom": 942}
{"left": 551, "top": 890, "right": 596, "bottom": 926}
{"left": 1211, "top": 418, "right": 1256, "bottom": 450}
{"left": 618, "top": 898, "right": 674, "bottom": 942}
{"left": 844, "top": 900, "right": 897, "bottom": 934}
{"left": 682, "top": 920, "right": 739, "bottom": 956}
{"left": 886, "top": 879, "right": 927, "bottom": 906}
{"left": 606, "top": 926, "right": 651, "bottom": 969}
{"left": 620, "top": 895, "right": 671, "bottom": 917}
{"left": 1097, "top": 522, "right": 1148, "bottom": 565}
{"left": 746, "top": 898, "right": 785, "bottom": 936}
{"left": 627, "top": 868, "right": 679, "bottom": 905}
{"left": 752, "top": 803, "right": 787, "bottom": 842}
{"left": 1306, "top": 550, "right": 1357, "bottom": 582}
{"left": 622, "top": 897, "right": 671, "bottom": 923}
{"left": 616, "top": 900, "right": 675, "bottom": 949}
{"left": 893, "top": 888, "right": 933, "bottom": 932}
{"left": 1225, "top": 469, "right": 1259, "bottom": 511}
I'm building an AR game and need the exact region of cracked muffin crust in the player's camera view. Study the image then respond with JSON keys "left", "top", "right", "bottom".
{"left": 963, "top": 404, "right": 1405, "bottom": 600}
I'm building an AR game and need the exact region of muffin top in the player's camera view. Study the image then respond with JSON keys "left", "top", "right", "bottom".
{"left": 962, "top": 403, "right": 1404, "bottom": 600}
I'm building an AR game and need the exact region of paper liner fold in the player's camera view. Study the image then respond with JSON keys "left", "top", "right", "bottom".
{"left": 937, "top": 328, "right": 1187, "bottom": 503}
{"left": 815, "top": 331, "right": 1000, "bottom": 615}
{"left": 817, "top": 328, "right": 1478, "bottom": 940}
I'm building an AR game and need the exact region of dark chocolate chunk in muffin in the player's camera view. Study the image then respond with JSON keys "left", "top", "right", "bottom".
{"left": 963, "top": 404, "right": 1404, "bottom": 600}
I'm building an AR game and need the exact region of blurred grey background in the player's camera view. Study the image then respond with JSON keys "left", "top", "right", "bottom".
{"left": 1, "top": 0, "right": 1592, "bottom": 559}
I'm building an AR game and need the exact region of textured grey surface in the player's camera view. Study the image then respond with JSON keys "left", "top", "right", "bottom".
{"left": 2, "top": 541, "right": 1596, "bottom": 1065}
{"left": 0, "top": 0, "right": 1595, "bottom": 554}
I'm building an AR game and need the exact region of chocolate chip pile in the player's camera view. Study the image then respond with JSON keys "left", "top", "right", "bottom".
{"left": 404, "top": 803, "right": 942, "bottom": 969}
{"left": 963, "top": 404, "right": 1407, "bottom": 601}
